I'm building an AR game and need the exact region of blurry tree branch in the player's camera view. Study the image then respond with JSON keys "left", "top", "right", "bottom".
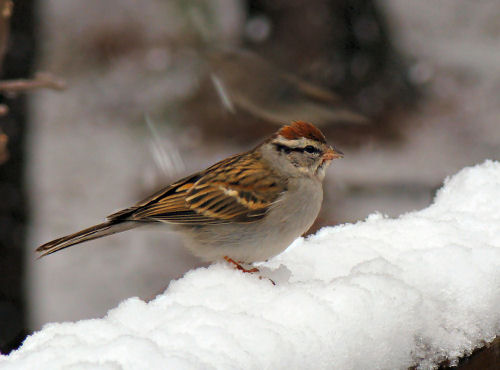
{"left": 0, "top": 72, "right": 66, "bottom": 94}
{"left": 0, "top": 1, "right": 65, "bottom": 165}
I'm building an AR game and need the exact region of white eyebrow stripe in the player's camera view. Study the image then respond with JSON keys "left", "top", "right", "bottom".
{"left": 272, "top": 136, "right": 322, "bottom": 149}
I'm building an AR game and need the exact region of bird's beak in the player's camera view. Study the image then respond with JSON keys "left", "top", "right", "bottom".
{"left": 322, "top": 146, "right": 344, "bottom": 160}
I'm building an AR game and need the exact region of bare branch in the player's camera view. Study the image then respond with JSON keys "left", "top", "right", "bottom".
{"left": 0, "top": 72, "right": 66, "bottom": 92}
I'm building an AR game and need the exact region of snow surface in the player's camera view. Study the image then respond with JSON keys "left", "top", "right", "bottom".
{"left": 4, "top": 161, "right": 500, "bottom": 369}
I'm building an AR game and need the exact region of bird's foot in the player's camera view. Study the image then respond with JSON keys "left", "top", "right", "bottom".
{"left": 223, "top": 256, "right": 275, "bottom": 285}
{"left": 223, "top": 256, "right": 259, "bottom": 273}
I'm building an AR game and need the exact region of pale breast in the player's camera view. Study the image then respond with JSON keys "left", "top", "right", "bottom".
{"left": 178, "top": 177, "right": 323, "bottom": 263}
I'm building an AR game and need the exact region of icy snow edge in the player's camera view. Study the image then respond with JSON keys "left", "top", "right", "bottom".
{"left": 2, "top": 161, "right": 500, "bottom": 369}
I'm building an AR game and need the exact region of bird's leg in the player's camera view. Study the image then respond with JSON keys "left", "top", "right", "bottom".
{"left": 223, "top": 256, "right": 275, "bottom": 285}
{"left": 223, "top": 256, "right": 259, "bottom": 273}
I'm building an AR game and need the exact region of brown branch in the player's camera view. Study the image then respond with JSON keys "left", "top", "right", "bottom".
{"left": 0, "top": 72, "right": 66, "bottom": 92}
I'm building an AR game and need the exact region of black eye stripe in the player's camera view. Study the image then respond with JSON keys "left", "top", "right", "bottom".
{"left": 274, "top": 143, "right": 321, "bottom": 154}
{"left": 304, "top": 145, "right": 320, "bottom": 154}
{"left": 274, "top": 143, "right": 292, "bottom": 154}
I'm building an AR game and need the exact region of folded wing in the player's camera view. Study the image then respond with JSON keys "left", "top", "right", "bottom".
{"left": 107, "top": 152, "right": 286, "bottom": 225}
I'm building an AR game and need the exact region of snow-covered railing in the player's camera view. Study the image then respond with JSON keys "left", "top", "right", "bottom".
{"left": 2, "top": 161, "right": 499, "bottom": 369}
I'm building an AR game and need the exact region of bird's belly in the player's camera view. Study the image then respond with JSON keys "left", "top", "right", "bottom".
{"left": 179, "top": 179, "right": 323, "bottom": 263}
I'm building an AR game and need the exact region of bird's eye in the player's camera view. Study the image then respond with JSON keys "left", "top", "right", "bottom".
{"left": 304, "top": 145, "right": 319, "bottom": 154}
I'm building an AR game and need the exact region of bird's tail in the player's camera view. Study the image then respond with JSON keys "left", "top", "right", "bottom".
{"left": 36, "top": 221, "right": 138, "bottom": 258}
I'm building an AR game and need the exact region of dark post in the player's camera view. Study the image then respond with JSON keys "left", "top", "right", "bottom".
{"left": 0, "top": 0, "right": 35, "bottom": 353}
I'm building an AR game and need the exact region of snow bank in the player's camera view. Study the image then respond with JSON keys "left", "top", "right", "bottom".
{"left": 3, "top": 161, "right": 500, "bottom": 369}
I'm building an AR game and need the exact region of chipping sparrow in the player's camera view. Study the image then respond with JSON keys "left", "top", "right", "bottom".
{"left": 37, "top": 121, "right": 343, "bottom": 269}
{"left": 206, "top": 49, "right": 367, "bottom": 126}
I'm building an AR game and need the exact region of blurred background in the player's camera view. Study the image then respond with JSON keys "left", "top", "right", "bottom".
{"left": 1, "top": 0, "right": 499, "bottom": 357}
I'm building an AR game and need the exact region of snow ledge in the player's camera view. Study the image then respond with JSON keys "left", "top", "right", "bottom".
{"left": 2, "top": 161, "right": 500, "bottom": 369}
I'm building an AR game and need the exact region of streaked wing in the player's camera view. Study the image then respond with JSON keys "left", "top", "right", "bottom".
{"left": 107, "top": 151, "right": 286, "bottom": 224}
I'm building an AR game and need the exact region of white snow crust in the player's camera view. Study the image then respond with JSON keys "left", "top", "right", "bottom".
{"left": 2, "top": 161, "right": 500, "bottom": 369}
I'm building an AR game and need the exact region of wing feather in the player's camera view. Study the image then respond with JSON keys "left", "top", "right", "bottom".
{"left": 107, "top": 151, "right": 286, "bottom": 225}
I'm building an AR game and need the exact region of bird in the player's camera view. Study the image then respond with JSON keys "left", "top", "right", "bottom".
{"left": 36, "top": 121, "right": 343, "bottom": 271}
{"left": 205, "top": 48, "right": 367, "bottom": 126}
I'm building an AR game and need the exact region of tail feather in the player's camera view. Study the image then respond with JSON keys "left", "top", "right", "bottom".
{"left": 36, "top": 221, "right": 138, "bottom": 258}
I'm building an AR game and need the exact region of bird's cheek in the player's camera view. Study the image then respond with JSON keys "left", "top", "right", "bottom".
{"left": 320, "top": 158, "right": 332, "bottom": 167}
{"left": 315, "top": 163, "right": 327, "bottom": 179}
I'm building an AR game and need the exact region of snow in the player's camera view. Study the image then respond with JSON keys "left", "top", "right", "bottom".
{"left": 4, "top": 161, "right": 500, "bottom": 369}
